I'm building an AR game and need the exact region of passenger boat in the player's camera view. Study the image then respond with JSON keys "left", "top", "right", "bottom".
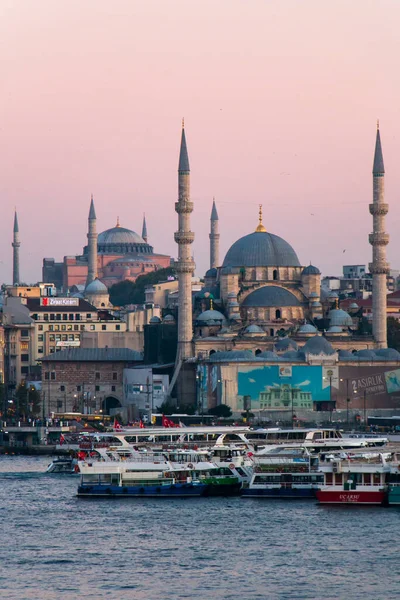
{"left": 386, "top": 452, "right": 400, "bottom": 505}
{"left": 46, "top": 456, "right": 77, "bottom": 474}
{"left": 242, "top": 446, "right": 323, "bottom": 499}
{"left": 316, "top": 452, "right": 390, "bottom": 505}
{"left": 77, "top": 469, "right": 206, "bottom": 497}
{"left": 78, "top": 447, "right": 242, "bottom": 496}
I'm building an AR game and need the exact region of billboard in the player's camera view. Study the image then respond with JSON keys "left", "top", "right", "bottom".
{"left": 40, "top": 297, "right": 79, "bottom": 307}
{"left": 237, "top": 365, "right": 331, "bottom": 411}
{"left": 338, "top": 366, "right": 400, "bottom": 409}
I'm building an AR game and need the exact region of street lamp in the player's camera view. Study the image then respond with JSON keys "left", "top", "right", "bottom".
{"left": 340, "top": 378, "right": 351, "bottom": 429}
{"left": 363, "top": 389, "right": 367, "bottom": 431}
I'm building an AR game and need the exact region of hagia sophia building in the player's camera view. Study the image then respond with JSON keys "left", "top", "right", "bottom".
{"left": 42, "top": 205, "right": 171, "bottom": 292}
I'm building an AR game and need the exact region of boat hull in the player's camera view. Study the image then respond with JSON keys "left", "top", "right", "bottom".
{"left": 242, "top": 487, "right": 318, "bottom": 499}
{"left": 316, "top": 489, "right": 385, "bottom": 505}
{"left": 387, "top": 486, "right": 400, "bottom": 505}
{"left": 77, "top": 483, "right": 206, "bottom": 498}
{"left": 202, "top": 482, "right": 242, "bottom": 497}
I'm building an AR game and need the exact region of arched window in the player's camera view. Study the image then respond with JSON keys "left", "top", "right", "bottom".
{"left": 255, "top": 349, "right": 262, "bottom": 356}
{"left": 270, "top": 329, "right": 274, "bottom": 337}
{"left": 275, "top": 309, "right": 281, "bottom": 319}
{"left": 209, "top": 349, "right": 216, "bottom": 355}
{"left": 273, "top": 269, "right": 278, "bottom": 281}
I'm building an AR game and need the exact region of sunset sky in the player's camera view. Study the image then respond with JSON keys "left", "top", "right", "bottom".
{"left": 1, "top": 0, "right": 400, "bottom": 283}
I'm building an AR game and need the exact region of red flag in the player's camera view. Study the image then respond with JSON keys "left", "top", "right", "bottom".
{"left": 59, "top": 433, "right": 65, "bottom": 445}
{"left": 162, "top": 415, "right": 169, "bottom": 428}
{"left": 113, "top": 418, "right": 122, "bottom": 431}
{"left": 139, "top": 420, "right": 145, "bottom": 429}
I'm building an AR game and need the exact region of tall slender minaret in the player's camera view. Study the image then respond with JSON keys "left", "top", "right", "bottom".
{"left": 86, "top": 194, "right": 98, "bottom": 287}
{"left": 209, "top": 198, "right": 220, "bottom": 269}
{"left": 369, "top": 122, "right": 389, "bottom": 348}
{"left": 142, "top": 214, "right": 148, "bottom": 243}
{"left": 174, "top": 120, "right": 195, "bottom": 360}
{"left": 12, "top": 210, "right": 20, "bottom": 285}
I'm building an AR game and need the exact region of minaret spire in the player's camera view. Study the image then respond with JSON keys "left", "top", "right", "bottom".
{"left": 12, "top": 210, "right": 20, "bottom": 285}
{"left": 86, "top": 194, "right": 98, "bottom": 287}
{"left": 369, "top": 123, "right": 389, "bottom": 348}
{"left": 174, "top": 121, "right": 195, "bottom": 360}
{"left": 142, "top": 214, "right": 148, "bottom": 243}
{"left": 209, "top": 198, "right": 220, "bottom": 269}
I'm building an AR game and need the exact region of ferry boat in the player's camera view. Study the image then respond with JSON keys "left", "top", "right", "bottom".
{"left": 316, "top": 452, "right": 390, "bottom": 505}
{"left": 386, "top": 452, "right": 400, "bottom": 505}
{"left": 242, "top": 446, "right": 323, "bottom": 499}
{"left": 78, "top": 447, "right": 242, "bottom": 496}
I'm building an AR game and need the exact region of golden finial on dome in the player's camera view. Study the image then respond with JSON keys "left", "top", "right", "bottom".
{"left": 116, "top": 216, "right": 120, "bottom": 228}
{"left": 255, "top": 204, "right": 266, "bottom": 232}
{"left": 210, "top": 297, "right": 214, "bottom": 310}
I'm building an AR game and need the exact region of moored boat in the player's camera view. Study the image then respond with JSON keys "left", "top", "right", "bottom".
{"left": 46, "top": 456, "right": 77, "bottom": 474}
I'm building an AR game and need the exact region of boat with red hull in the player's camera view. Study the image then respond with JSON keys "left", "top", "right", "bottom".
{"left": 316, "top": 489, "right": 386, "bottom": 505}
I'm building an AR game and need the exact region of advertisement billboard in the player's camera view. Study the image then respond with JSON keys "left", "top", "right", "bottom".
{"left": 338, "top": 365, "right": 400, "bottom": 409}
{"left": 40, "top": 297, "right": 80, "bottom": 307}
{"left": 237, "top": 365, "right": 331, "bottom": 411}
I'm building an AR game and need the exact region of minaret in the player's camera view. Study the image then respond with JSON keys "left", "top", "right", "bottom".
{"left": 86, "top": 194, "right": 98, "bottom": 287}
{"left": 369, "top": 122, "right": 389, "bottom": 348}
{"left": 142, "top": 214, "right": 148, "bottom": 243}
{"left": 174, "top": 120, "right": 195, "bottom": 360}
{"left": 209, "top": 198, "right": 220, "bottom": 269}
{"left": 12, "top": 210, "right": 20, "bottom": 285}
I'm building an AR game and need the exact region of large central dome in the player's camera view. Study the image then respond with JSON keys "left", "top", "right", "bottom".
{"left": 222, "top": 231, "right": 301, "bottom": 268}
{"left": 98, "top": 226, "right": 144, "bottom": 245}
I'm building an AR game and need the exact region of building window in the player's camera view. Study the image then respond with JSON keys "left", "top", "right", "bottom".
{"left": 54, "top": 325, "right": 60, "bottom": 331}
{"left": 102, "top": 325, "right": 106, "bottom": 331}
{"left": 112, "top": 372, "right": 117, "bottom": 381}
{"left": 50, "top": 314, "right": 55, "bottom": 321}
{"left": 77, "top": 385, "right": 81, "bottom": 392}
{"left": 44, "top": 314, "right": 49, "bottom": 321}
{"left": 50, "top": 347, "right": 55, "bottom": 353}
{"left": 69, "top": 314, "right": 74, "bottom": 321}
{"left": 76, "top": 314, "right": 81, "bottom": 321}
{"left": 68, "top": 335, "right": 74, "bottom": 341}
{"left": 57, "top": 400, "right": 63, "bottom": 410}
{"left": 95, "top": 372, "right": 100, "bottom": 380}
{"left": 74, "top": 325, "right": 79, "bottom": 331}
{"left": 86, "top": 314, "right": 92, "bottom": 319}
{"left": 49, "top": 325, "right": 54, "bottom": 331}
{"left": 90, "top": 325, "right": 95, "bottom": 331}
{"left": 21, "top": 366, "right": 29, "bottom": 375}
{"left": 21, "top": 354, "right": 29, "bottom": 362}
{"left": 95, "top": 385, "right": 100, "bottom": 392}
{"left": 61, "top": 325, "right": 66, "bottom": 331}
{"left": 116, "top": 325, "right": 120, "bottom": 331}
{"left": 111, "top": 385, "right": 116, "bottom": 392}
{"left": 49, "top": 335, "right": 55, "bottom": 342}
{"left": 32, "top": 313, "right": 38, "bottom": 320}
{"left": 62, "top": 335, "right": 67, "bottom": 341}
{"left": 21, "top": 329, "right": 29, "bottom": 338}
{"left": 63, "top": 314, "right": 68, "bottom": 321}
{"left": 60, "top": 385, "right": 65, "bottom": 392}
{"left": 51, "top": 372, "right": 56, "bottom": 380}
{"left": 38, "top": 335, "right": 44, "bottom": 342}
{"left": 38, "top": 347, "right": 43, "bottom": 353}
{"left": 44, "top": 372, "right": 49, "bottom": 380}
{"left": 38, "top": 325, "right": 43, "bottom": 331}
{"left": 56, "top": 314, "right": 61, "bottom": 320}
{"left": 67, "top": 325, "right": 73, "bottom": 331}
{"left": 80, "top": 325, "right": 85, "bottom": 331}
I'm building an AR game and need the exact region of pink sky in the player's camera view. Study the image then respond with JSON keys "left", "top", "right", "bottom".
{"left": 1, "top": 0, "right": 400, "bottom": 284}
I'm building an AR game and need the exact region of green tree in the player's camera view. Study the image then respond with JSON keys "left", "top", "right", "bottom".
{"left": 14, "top": 383, "right": 41, "bottom": 419}
{"left": 109, "top": 267, "right": 176, "bottom": 306}
{"left": 387, "top": 317, "right": 400, "bottom": 351}
{"left": 208, "top": 404, "right": 232, "bottom": 418}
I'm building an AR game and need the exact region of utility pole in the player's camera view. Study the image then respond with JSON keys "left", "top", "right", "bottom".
{"left": 364, "top": 390, "right": 367, "bottom": 431}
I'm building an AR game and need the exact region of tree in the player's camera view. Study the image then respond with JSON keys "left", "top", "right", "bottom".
{"left": 109, "top": 267, "right": 176, "bottom": 306}
{"left": 208, "top": 404, "right": 232, "bottom": 418}
{"left": 14, "top": 383, "right": 41, "bottom": 419}
{"left": 387, "top": 317, "right": 400, "bottom": 351}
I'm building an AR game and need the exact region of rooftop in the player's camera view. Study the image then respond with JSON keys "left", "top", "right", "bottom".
{"left": 41, "top": 348, "right": 143, "bottom": 362}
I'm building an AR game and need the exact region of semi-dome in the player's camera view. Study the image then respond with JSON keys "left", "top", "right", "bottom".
{"left": 209, "top": 350, "right": 254, "bottom": 362}
{"left": 349, "top": 302, "right": 359, "bottom": 309}
{"left": 149, "top": 316, "right": 162, "bottom": 323}
{"left": 163, "top": 314, "right": 175, "bottom": 323}
{"left": 256, "top": 351, "right": 283, "bottom": 360}
{"left": 338, "top": 349, "right": 354, "bottom": 359}
{"left": 222, "top": 231, "right": 301, "bottom": 268}
{"left": 327, "top": 326, "right": 344, "bottom": 333}
{"left": 242, "top": 286, "right": 301, "bottom": 307}
{"left": 86, "top": 278, "right": 108, "bottom": 294}
{"left": 301, "top": 335, "right": 335, "bottom": 356}
{"left": 298, "top": 323, "right": 317, "bottom": 334}
{"left": 302, "top": 265, "right": 321, "bottom": 275}
{"left": 328, "top": 309, "right": 353, "bottom": 328}
{"left": 375, "top": 348, "right": 400, "bottom": 360}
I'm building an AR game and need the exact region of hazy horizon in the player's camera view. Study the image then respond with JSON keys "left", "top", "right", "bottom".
{"left": 1, "top": 0, "right": 400, "bottom": 285}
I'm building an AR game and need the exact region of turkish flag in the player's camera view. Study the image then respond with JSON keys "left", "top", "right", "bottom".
{"left": 139, "top": 420, "right": 145, "bottom": 429}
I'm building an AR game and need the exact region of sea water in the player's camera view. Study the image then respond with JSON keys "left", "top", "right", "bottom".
{"left": 0, "top": 456, "right": 399, "bottom": 600}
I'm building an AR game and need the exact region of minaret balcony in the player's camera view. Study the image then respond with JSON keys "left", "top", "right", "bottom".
{"left": 369, "top": 261, "right": 390, "bottom": 275}
{"left": 369, "top": 203, "right": 388, "bottom": 215}
{"left": 175, "top": 201, "right": 194, "bottom": 213}
{"left": 369, "top": 232, "right": 389, "bottom": 246}
{"left": 175, "top": 260, "right": 195, "bottom": 274}
{"left": 174, "top": 231, "right": 195, "bottom": 244}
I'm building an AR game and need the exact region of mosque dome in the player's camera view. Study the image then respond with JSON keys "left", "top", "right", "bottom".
{"left": 298, "top": 323, "right": 317, "bottom": 334}
{"left": 149, "top": 316, "right": 162, "bottom": 324}
{"left": 245, "top": 324, "right": 264, "bottom": 334}
{"left": 301, "top": 335, "right": 336, "bottom": 356}
{"left": 256, "top": 351, "right": 283, "bottom": 360}
{"left": 222, "top": 232, "right": 300, "bottom": 268}
{"left": 349, "top": 302, "right": 359, "bottom": 309}
{"left": 302, "top": 265, "right": 321, "bottom": 275}
{"left": 86, "top": 279, "right": 108, "bottom": 294}
{"left": 209, "top": 350, "right": 255, "bottom": 362}
{"left": 328, "top": 309, "right": 353, "bottom": 328}
{"left": 196, "top": 309, "right": 226, "bottom": 324}
{"left": 375, "top": 348, "right": 400, "bottom": 360}
{"left": 163, "top": 314, "right": 175, "bottom": 323}
{"left": 327, "top": 326, "right": 344, "bottom": 333}
{"left": 242, "top": 286, "right": 301, "bottom": 307}
{"left": 205, "top": 267, "right": 217, "bottom": 278}
{"left": 274, "top": 338, "right": 298, "bottom": 352}
{"left": 95, "top": 220, "right": 153, "bottom": 255}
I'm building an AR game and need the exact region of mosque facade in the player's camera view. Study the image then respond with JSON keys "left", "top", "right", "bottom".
{"left": 42, "top": 207, "right": 171, "bottom": 292}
